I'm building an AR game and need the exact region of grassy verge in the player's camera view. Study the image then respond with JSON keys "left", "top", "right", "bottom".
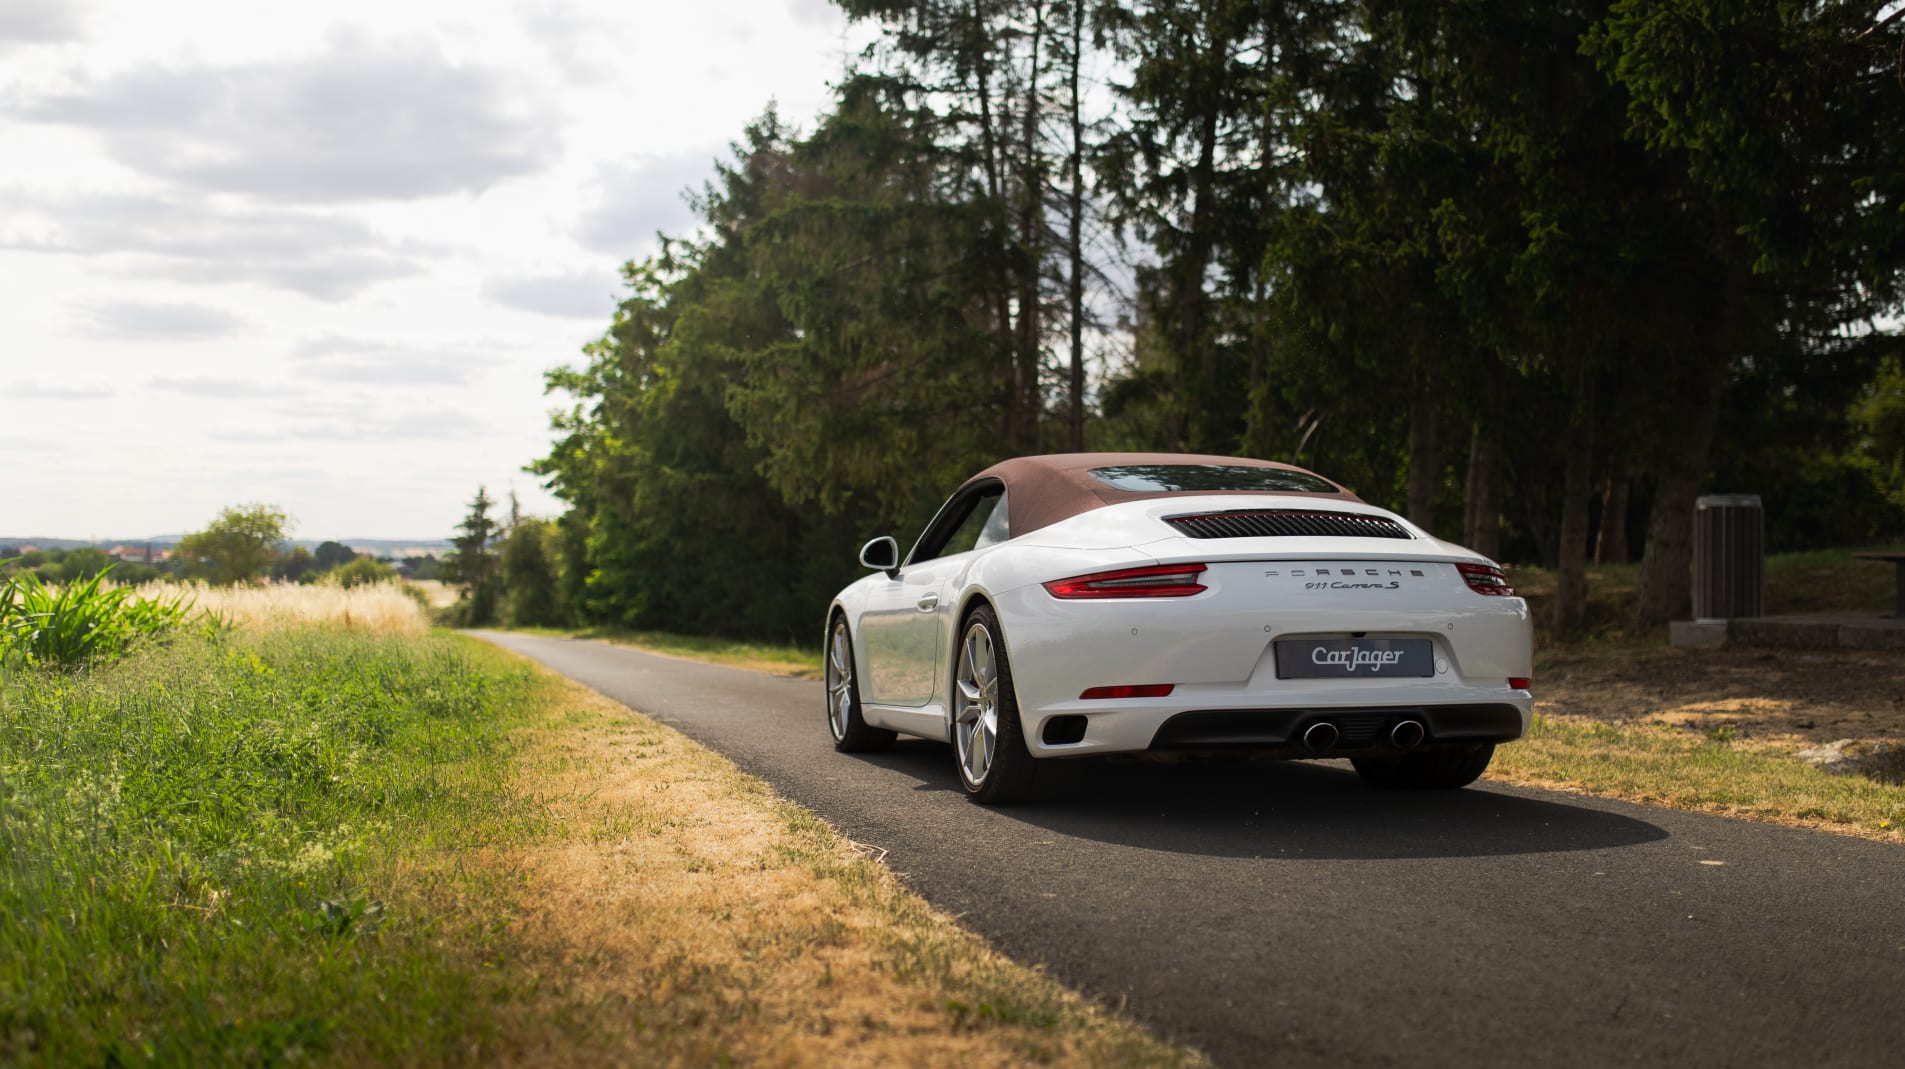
{"left": 1489, "top": 715, "right": 1905, "bottom": 843}
{"left": 0, "top": 628, "right": 543, "bottom": 1064}
{"left": 1, "top": 625, "right": 1205, "bottom": 1066}
{"left": 511, "top": 624, "right": 823, "bottom": 678}
{"left": 498, "top": 658, "right": 1206, "bottom": 1066}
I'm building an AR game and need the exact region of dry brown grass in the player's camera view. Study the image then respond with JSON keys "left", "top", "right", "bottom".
{"left": 406, "top": 578, "right": 462, "bottom": 608}
{"left": 129, "top": 580, "right": 431, "bottom": 635}
{"left": 482, "top": 665, "right": 1208, "bottom": 1068}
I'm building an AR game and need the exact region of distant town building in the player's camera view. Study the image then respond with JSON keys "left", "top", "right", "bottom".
{"left": 108, "top": 544, "right": 171, "bottom": 563}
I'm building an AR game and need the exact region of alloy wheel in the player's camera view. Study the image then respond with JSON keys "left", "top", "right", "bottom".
{"left": 954, "top": 619, "right": 999, "bottom": 785}
{"left": 826, "top": 621, "right": 854, "bottom": 741}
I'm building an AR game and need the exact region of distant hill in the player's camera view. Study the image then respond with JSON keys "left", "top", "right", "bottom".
{"left": 311, "top": 539, "right": 455, "bottom": 558}
{"left": 2, "top": 536, "right": 454, "bottom": 558}
{"left": 0, "top": 537, "right": 114, "bottom": 551}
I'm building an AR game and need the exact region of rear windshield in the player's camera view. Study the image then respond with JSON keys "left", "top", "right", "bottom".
{"left": 1089, "top": 464, "right": 1339, "bottom": 494}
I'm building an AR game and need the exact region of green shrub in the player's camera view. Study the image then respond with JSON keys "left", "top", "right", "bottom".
{"left": 322, "top": 556, "right": 398, "bottom": 588}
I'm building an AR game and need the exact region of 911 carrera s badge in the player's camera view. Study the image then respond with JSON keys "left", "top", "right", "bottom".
{"left": 1274, "top": 638, "right": 1434, "bottom": 678}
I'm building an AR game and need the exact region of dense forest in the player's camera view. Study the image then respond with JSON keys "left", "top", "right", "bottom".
{"left": 519, "top": 0, "right": 1905, "bottom": 641}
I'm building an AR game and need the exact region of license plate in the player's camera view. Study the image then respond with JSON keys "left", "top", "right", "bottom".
{"left": 1275, "top": 638, "right": 1433, "bottom": 679}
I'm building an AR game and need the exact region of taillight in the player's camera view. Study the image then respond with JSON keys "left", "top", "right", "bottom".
{"left": 1509, "top": 677, "right": 1532, "bottom": 690}
{"left": 1044, "top": 563, "right": 1208, "bottom": 599}
{"left": 1079, "top": 684, "right": 1175, "bottom": 700}
{"left": 1457, "top": 563, "right": 1514, "bottom": 596}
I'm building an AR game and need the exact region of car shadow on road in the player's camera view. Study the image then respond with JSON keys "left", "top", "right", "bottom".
{"left": 861, "top": 741, "right": 1670, "bottom": 860}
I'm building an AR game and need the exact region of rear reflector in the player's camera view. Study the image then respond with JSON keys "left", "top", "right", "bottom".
{"left": 1044, "top": 563, "right": 1208, "bottom": 599}
{"left": 1509, "top": 677, "right": 1532, "bottom": 690}
{"left": 1457, "top": 562, "right": 1515, "bottom": 596}
{"left": 1079, "top": 684, "right": 1175, "bottom": 700}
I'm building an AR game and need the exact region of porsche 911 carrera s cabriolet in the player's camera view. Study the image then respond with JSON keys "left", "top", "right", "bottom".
{"left": 823, "top": 452, "right": 1534, "bottom": 803}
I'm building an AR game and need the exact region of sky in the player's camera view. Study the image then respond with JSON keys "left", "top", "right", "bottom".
{"left": 0, "top": 0, "right": 863, "bottom": 541}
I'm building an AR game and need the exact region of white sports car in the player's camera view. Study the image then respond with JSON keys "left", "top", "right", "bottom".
{"left": 824, "top": 452, "right": 1534, "bottom": 803}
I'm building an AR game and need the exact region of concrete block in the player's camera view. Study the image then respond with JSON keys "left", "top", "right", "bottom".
{"left": 1669, "top": 619, "right": 1728, "bottom": 648}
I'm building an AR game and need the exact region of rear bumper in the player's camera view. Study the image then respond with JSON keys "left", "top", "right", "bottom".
{"left": 990, "top": 562, "right": 1535, "bottom": 759}
{"left": 1147, "top": 702, "right": 1525, "bottom": 751}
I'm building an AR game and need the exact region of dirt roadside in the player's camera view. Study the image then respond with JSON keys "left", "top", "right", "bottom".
{"left": 1536, "top": 644, "right": 1905, "bottom": 748}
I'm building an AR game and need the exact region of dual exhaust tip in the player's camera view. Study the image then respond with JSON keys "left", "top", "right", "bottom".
{"left": 1300, "top": 719, "right": 1425, "bottom": 753}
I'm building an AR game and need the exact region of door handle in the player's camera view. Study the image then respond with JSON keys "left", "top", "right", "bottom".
{"left": 916, "top": 594, "right": 939, "bottom": 612}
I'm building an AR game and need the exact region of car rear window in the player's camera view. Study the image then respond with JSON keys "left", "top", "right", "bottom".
{"left": 1089, "top": 464, "right": 1340, "bottom": 494}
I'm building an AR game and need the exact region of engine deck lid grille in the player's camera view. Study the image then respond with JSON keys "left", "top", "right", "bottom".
{"left": 1164, "top": 509, "right": 1414, "bottom": 541}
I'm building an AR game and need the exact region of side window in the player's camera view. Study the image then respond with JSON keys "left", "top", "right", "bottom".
{"left": 973, "top": 493, "right": 1010, "bottom": 550}
{"left": 909, "top": 484, "right": 1007, "bottom": 564}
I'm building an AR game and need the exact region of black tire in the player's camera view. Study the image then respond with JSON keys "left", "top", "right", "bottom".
{"left": 1352, "top": 744, "right": 1495, "bottom": 790}
{"left": 825, "top": 616, "right": 895, "bottom": 753}
{"left": 951, "top": 605, "right": 1040, "bottom": 804}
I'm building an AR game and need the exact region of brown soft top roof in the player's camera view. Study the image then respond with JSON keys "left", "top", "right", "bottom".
{"left": 961, "top": 452, "right": 1365, "bottom": 540}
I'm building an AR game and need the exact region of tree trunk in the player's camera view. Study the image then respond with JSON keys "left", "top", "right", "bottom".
{"left": 1551, "top": 368, "right": 1597, "bottom": 635}
{"left": 1172, "top": 28, "right": 1227, "bottom": 451}
{"left": 1595, "top": 456, "right": 1630, "bottom": 564}
{"left": 1463, "top": 357, "right": 1507, "bottom": 558}
{"left": 1407, "top": 361, "right": 1441, "bottom": 534}
{"left": 1634, "top": 355, "right": 1729, "bottom": 626}
{"left": 1635, "top": 234, "right": 1745, "bottom": 628}
{"left": 1244, "top": 274, "right": 1274, "bottom": 457}
{"left": 967, "top": 1, "right": 1018, "bottom": 449}
{"left": 1013, "top": 0, "right": 1047, "bottom": 453}
{"left": 1065, "top": 0, "right": 1085, "bottom": 452}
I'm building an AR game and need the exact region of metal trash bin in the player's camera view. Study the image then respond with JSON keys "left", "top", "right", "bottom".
{"left": 1692, "top": 494, "right": 1763, "bottom": 620}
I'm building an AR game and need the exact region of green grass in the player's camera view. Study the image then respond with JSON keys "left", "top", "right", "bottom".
{"left": 1492, "top": 714, "right": 1905, "bottom": 841}
{"left": 0, "top": 629, "right": 547, "bottom": 1065}
{"left": 513, "top": 625, "right": 823, "bottom": 678}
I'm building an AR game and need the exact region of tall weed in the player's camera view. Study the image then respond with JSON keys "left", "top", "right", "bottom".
{"left": 0, "top": 565, "right": 196, "bottom": 670}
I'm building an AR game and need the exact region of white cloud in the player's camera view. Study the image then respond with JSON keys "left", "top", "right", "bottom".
{"left": 0, "top": 0, "right": 85, "bottom": 53}
{"left": 788, "top": 0, "right": 844, "bottom": 29}
{"left": 576, "top": 151, "right": 718, "bottom": 255}
{"left": 9, "top": 382, "right": 114, "bottom": 400}
{"left": 482, "top": 269, "right": 619, "bottom": 320}
{"left": 11, "top": 33, "right": 562, "bottom": 201}
{"left": 0, "top": 190, "right": 432, "bottom": 300}
{"left": 518, "top": 3, "right": 614, "bottom": 85}
{"left": 150, "top": 377, "right": 288, "bottom": 399}
{"left": 80, "top": 299, "right": 245, "bottom": 340}
{"left": 207, "top": 403, "right": 488, "bottom": 443}
{"left": 291, "top": 335, "right": 507, "bottom": 386}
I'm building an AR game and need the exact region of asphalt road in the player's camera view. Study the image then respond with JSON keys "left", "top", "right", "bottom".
{"left": 476, "top": 632, "right": 1903, "bottom": 1068}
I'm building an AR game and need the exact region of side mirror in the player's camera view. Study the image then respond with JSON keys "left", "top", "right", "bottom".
{"left": 859, "top": 536, "right": 899, "bottom": 574}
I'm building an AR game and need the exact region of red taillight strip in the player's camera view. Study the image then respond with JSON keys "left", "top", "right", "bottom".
{"left": 1509, "top": 677, "right": 1532, "bottom": 690}
{"left": 1457, "top": 562, "right": 1515, "bottom": 597}
{"left": 1044, "top": 562, "right": 1208, "bottom": 599}
{"left": 1079, "top": 684, "right": 1175, "bottom": 700}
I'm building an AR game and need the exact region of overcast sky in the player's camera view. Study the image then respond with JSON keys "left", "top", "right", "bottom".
{"left": 0, "top": 0, "right": 860, "bottom": 541}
